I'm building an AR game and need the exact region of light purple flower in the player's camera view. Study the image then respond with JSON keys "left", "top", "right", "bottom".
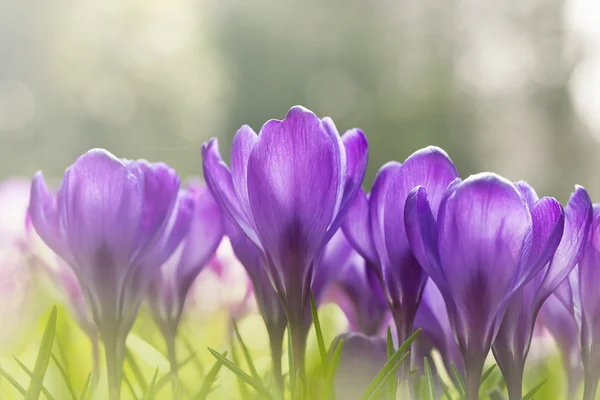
{"left": 492, "top": 183, "right": 591, "bottom": 400}
{"left": 342, "top": 146, "right": 458, "bottom": 370}
{"left": 202, "top": 106, "right": 368, "bottom": 372}
{"left": 539, "top": 293, "right": 583, "bottom": 398}
{"left": 405, "top": 173, "right": 564, "bottom": 400}
{"left": 147, "top": 181, "right": 224, "bottom": 368}
{"left": 28, "top": 148, "right": 193, "bottom": 396}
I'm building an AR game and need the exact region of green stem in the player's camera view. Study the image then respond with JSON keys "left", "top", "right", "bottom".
{"left": 103, "top": 334, "right": 124, "bottom": 400}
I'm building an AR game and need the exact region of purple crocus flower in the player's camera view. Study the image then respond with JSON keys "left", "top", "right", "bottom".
{"left": 539, "top": 293, "right": 583, "bottom": 398}
{"left": 342, "top": 146, "right": 458, "bottom": 379}
{"left": 405, "top": 173, "right": 564, "bottom": 400}
{"left": 147, "top": 181, "right": 224, "bottom": 373}
{"left": 492, "top": 183, "right": 591, "bottom": 400}
{"left": 29, "top": 149, "right": 192, "bottom": 399}
{"left": 202, "top": 106, "right": 368, "bottom": 373}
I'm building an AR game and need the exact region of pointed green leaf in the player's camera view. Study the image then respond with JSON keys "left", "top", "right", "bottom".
{"left": 25, "top": 306, "right": 57, "bottom": 400}
{"left": 480, "top": 364, "right": 496, "bottom": 385}
{"left": 15, "top": 357, "right": 56, "bottom": 400}
{"left": 123, "top": 372, "right": 140, "bottom": 400}
{"left": 231, "top": 340, "right": 251, "bottom": 400}
{"left": 360, "top": 328, "right": 421, "bottom": 400}
{"left": 193, "top": 351, "right": 227, "bottom": 400}
{"left": 438, "top": 373, "right": 452, "bottom": 400}
{"left": 126, "top": 349, "right": 148, "bottom": 394}
{"left": 233, "top": 320, "right": 261, "bottom": 380}
{"left": 386, "top": 328, "right": 396, "bottom": 400}
{"left": 153, "top": 351, "right": 199, "bottom": 394}
{"left": 323, "top": 338, "right": 344, "bottom": 400}
{"left": 141, "top": 368, "right": 159, "bottom": 400}
{"left": 288, "top": 329, "right": 295, "bottom": 397}
{"left": 369, "top": 352, "right": 411, "bottom": 399}
{"left": 0, "top": 365, "right": 27, "bottom": 395}
{"left": 80, "top": 373, "right": 92, "bottom": 400}
{"left": 521, "top": 378, "right": 548, "bottom": 400}
{"left": 449, "top": 363, "right": 465, "bottom": 398}
{"left": 423, "top": 357, "right": 436, "bottom": 400}
{"left": 293, "top": 370, "right": 304, "bottom": 400}
{"left": 181, "top": 333, "right": 204, "bottom": 378}
{"left": 310, "top": 292, "right": 328, "bottom": 369}
{"left": 50, "top": 353, "right": 78, "bottom": 400}
{"left": 208, "top": 348, "right": 272, "bottom": 399}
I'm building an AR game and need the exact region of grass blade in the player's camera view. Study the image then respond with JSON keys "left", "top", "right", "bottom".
{"left": 141, "top": 368, "right": 159, "bottom": 400}
{"left": 80, "top": 373, "right": 92, "bottom": 400}
{"left": 232, "top": 320, "right": 260, "bottom": 380}
{"left": 0, "top": 365, "right": 27, "bottom": 395}
{"left": 153, "top": 351, "right": 198, "bottom": 394}
{"left": 15, "top": 358, "right": 56, "bottom": 400}
{"left": 310, "top": 292, "right": 328, "bottom": 369}
{"left": 181, "top": 334, "right": 204, "bottom": 378}
{"left": 208, "top": 348, "right": 272, "bottom": 399}
{"left": 288, "top": 328, "right": 295, "bottom": 397}
{"left": 438, "top": 373, "right": 452, "bottom": 400}
{"left": 25, "top": 306, "right": 57, "bottom": 400}
{"left": 449, "top": 363, "right": 465, "bottom": 398}
{"left": 423, "top": 357, "right": 436, "bottom": 400}
{"left": 386, "top": 327, "right": 396, "bottom": 400}
{"left": 323, "top": 338, "right": 344, "bottom": 400}
{"left": 193, "top": 351, "right": 227, "bottom": 400}
{"left": 123, "top": 373, "right": 140, "bottom": 400}
{"left": 480, "top": 364, "right": 496, "bottom": 385}
{"left": 231, "top": 340, "right": 250, "bottom": 400}
{"left": 521, "top": 378, "right": 548, "bottom": 400}
{"left": 370, "top": 352, "right": 411, "bottom": 399}
{"left": 51, "top": 353, "right": 78, "bottom": 400}
{"left": 126, "top": 349, "right": 148, "bottom": 394}
{"left": 360, "top": 328, "right": 421, "bottom": 400}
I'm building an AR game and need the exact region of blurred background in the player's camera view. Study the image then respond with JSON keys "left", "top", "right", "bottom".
{"left": 1, "top": 0, "right": 600, "bottom": 202}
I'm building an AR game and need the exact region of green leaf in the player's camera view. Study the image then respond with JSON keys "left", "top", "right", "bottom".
{"left": 521, "top": 378, "right": 548, "bottom": 400}
{"left": 15, "top": 357, "right": 56, "bottom": 400}
{"left": 386, "top": 327, "right": 396, "bottom": 400}
{"left": 126, "top": 349, "right": 148, "bottom": 394}
{"left": 208, "top": 348, "right": 272, "bottom": 399}
{"left": 0, "top": 365, "right": 27, "bottom": 396}
{"left": 80, "top": 373, "right": 92, "bottom": 400}
{"left": 360, "top": 328, "right": 421, "bottom": 400}
{"left": 480, "top": 364, "right": 496, "bottom": 385}
{"left": 193, "top": 351, "right": 227, "bottom": 400}
{"left": 152, "top": 351, "right": 199, "bottom": 395}
{"left": 449, "top": 363, "right": 465, "bottom": 399}
{"left": 181, "top": 333, "right": 204, "bottom": 378}
{"left": 423, "top": 357, "right": 436, "bottom": 400}
{"left": 50, "top": 353, "right": 78, "bottom": 400}
{"left": 231, "top": 340, "right": 251, "bottom": 400}
{"left": 126, "top": 333, "right": 170, "bottom": 373}
{"left": 293, "top": 370, "right": 304, "bottom": 400}
{"left": 310, "top": 291, "right": 328, "bottom": 369}
{"left": 123, "top": 373, "right": 140, "bottom": 400}
{"left": 370, "top": 352, "right": 411, "bottom": 399}
{"left": 141, "top": 368, "right": 159, "bottom": 400}
{"left": 288, "top": 329, "right": 295, "bottom": 397}
{"left": 232, "top": 320, "right": 261, "bottom": 380}
{"left": 438, "top": 373, "right": 452, "bottom": 400}
{"left": 323, "top": 338, "right": 344, "bottom": 400}
{"left": 25, "top": 306, "right": 57, "bottom": 400}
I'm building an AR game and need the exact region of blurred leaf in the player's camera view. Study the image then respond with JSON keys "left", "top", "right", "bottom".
{"left": 231, "top": 340, "right": 251, "bottom": 400}
{"left": 310, "top": 292, "right": 328, "bottom": 370}
{"left": 522, "top": 378, "right": 548, "bottom": 400}
{"left": 323, "top": 338, "right": 344, "bottom": 400}
{"left": 51, "top": 353, "right": 78, "bottom": 400}
{"left": 193, "top": 351, "right": 227, "bottom": 400}
{"left": 0, "top": 365, "right": 27, "bottom": 396}
{"left": 141, "top": 368, "right": 159, "bottom": 400}
{"left": 208, "top": 348, "right": 272, "bottom": 399}
{"left": 386, "top": 328, "right": 395, "bottom": 400}
{"left": 449, "top": 363, "right": 465, "bottom": 399}
{"left": 15, "top": 358, "right": 56, "bottom": 400}
{"left": 423, "top": 357, "right": 436, "bottom": 400}
{"left": 288, "top": 329, "right": 295, "bottom": 397}
{"left": 233, "top": 320, "right": 260, "bottom": 380}
{"left": 370, "top": 352, "right": 411, "bottom": 400}
{"left": 25, "top": 306, "right": 57, "bottom": 400}
{"left": 438, "top": 373, "right": 452, "bottom": 400}
{"left": 480, "top": 364, "right": 496, "bottom": 385}
{"left": 293, "top": 370, "right": 304, "bottom": 400}
{"left": 127, "top": 333, "right": 170, "bottom": 373}
{"left": 360, "top": 328, "right": 421, "bottom": 400}
{"left": 126, "top": 349, "right": 148, "bottom": 394}
{"left": 123, "top": 372, "right": 140, "bottom": 400}
{"left": 153, "top": 352, "right": 199, "bottom": 395}
{"left": 181, "top": 334, "right": 204, "bottom": 378}
{"left": 80, "top": 373, "right": 92, "bottom": 400}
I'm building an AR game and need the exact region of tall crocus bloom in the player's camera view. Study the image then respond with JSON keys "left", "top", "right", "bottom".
{"left": 539, "top": 293, "right": 583, "bottom": 398}
{"left": 342, "top": 146, "right": 458, "bottom": 379}
{"left": 148, "top": 181, "right": 224, "bottom": 376}
{"left": 202, "top": 106, "right": 368, "bottom": 374}
{"left": 492, "top": 183, "right": 591, "bottom": 400}
{"left": 226, "top": 221, "right": 288, "bottom": 384}
{"left": 29, "top": 149, "right": 192, "bottom": 400}
{"left": 405, "top": 173, "right": 564, "bottom": 400}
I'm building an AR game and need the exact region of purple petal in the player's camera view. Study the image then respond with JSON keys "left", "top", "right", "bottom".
{"left": 342, "top": 188, "right": 379, "bottom": 265}
{"left": 246, "top": 106, "right": 341, "bottom": 283}
{"left": 514, "top": 181, "right": 539, "bottom": 208}
{"left": 313, "top": 229, "right": 355, "bottom": 303}
{"left": 437, "top": 173, "right": 531, "bottom": 346}
{"left": 202, "top": 138, "right": 261, "bottom": 247}
{"left": 230, "top": 125, "right": 259, "bottom": 225}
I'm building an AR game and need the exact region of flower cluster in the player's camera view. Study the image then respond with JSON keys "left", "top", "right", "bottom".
{"left": 7, "top": 105, "right": 597, "bottom": 399}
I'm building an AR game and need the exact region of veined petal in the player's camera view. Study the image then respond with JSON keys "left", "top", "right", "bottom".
{"left": 202, "top": 138, "right": 261, "bottom": 247}
{"left": 437, "top": 173, "right": 531, "bottom": 346}
{"left": 514, "top": 181, "right": 539, "bottom": 208}
{"left": 342, "top": 188, "right": 379, "bottom": 265}
{"left": 230, "top": 125, "right": 259, "bottom": 224}
{"left": 247, "top": 106, "right": 340, "bottom": 283}
{"left": 578, "top": 212, "right": 600, "bottom": 353}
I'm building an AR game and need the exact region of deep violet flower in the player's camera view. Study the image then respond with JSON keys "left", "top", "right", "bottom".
{"left": 342, "top": 146, "right": 458, "bottom": 379}
{"left": 405, "top": 173, "right": 564, "bottom": 400}
{"left": 491, "top": 183, "right": 591, "bottom": 400}
{"left": 202, "top": 106, "right": 368, "bottom": 374}
{"left": 147, "top": 181, "right": 224, "bottom": 374}
{"left": 539, "top": 293, "right": 583, "bottom": 398}
{"left": 29, "top": 149, "right": 193, "bottom": 400}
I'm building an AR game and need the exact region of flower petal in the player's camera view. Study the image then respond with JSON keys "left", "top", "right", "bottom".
{"left": 514, "top": 181, "right": 539, "bottom": 208}
{"left": 230, "top": 125, "right": 259, "bottom": 224}
{"left": 342, "top": 188, "right": 379, "bottom": 265}
{"left": 246, "top": 106, "right": 340, "bottom": 281}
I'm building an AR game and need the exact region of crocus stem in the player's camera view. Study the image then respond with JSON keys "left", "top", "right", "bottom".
{"left": 464, "top": 356, "right": 485, "bottom": 400}
{"left": 505, "top": 368, "right": 523, "bottom": 400}
{"left": 289, "top": 320, "right": 308, "bottom": 381}
{"left": 582, "top": 369, "right": 599, "bottom": 400}
{"left": 91, "top": 336, "right": 100, "bottom": 390}
{"left": 392, "top": 310, "right": 415, "bottom": 384}
{"left": 269, "top": 329, "right": 285, "bottom": 391}
{"left": 103, "top": 333, "right": 124, "bottom": 400}
{"left": 165, "top": 330, "right": 180, "bottom": 396}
